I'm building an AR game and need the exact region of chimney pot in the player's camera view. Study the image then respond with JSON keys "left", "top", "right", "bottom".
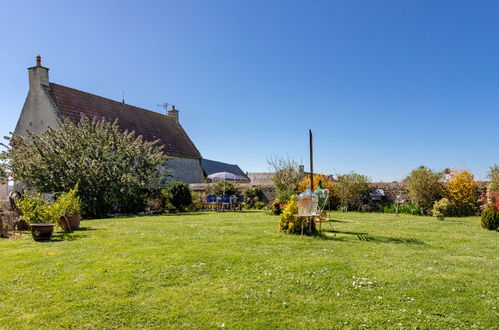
{"left": 36, "top": 55, "right": 41, "bottom": 67}
{"left": 167, "top": 105, "right": 179, "bottom": 123}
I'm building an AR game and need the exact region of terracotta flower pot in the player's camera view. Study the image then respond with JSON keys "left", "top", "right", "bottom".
{"left": 59, "top": 215, "right": 81, "bottom": 231}
{"left": 30, "top": 223, "right": 55, "bottom": 241}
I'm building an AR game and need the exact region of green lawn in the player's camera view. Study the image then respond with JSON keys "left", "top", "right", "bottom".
{"left": 0, "top": 211, "right": 497, "bottom": 328}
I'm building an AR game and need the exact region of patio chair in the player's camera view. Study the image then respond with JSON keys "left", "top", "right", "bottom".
{"left": 220, "top": 195, "right": 230, "bottom": 211}
{"left": 229, "top": 195, "right": 238, "bottom": 211}
{"left": 206, "top": 194, "right": 217, "bottom": 211}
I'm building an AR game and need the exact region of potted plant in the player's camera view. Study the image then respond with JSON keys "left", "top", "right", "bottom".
{"left": 56, "top": 185, "right": 82, "bottom": 231}
{"left": 17, "top": 193, "right": 56, "bottom": 241}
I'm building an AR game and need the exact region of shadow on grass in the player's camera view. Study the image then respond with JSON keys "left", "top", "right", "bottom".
{"left": 312, "top": 230, "right": 424, "bottom": 245}
{"left": 48, "top": 231, "right": 89, "bottom": 242}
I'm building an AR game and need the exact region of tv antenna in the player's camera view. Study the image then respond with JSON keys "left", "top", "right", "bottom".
{"left": 157, "top": 102, "right": 170, "bottom": 111}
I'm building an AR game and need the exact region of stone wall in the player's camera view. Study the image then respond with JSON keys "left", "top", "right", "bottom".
{"left": 0, "top": 183, "right": 8, "bottom": 201}
{"left": 167, "top": 156, "right": 204, "bottom": 183}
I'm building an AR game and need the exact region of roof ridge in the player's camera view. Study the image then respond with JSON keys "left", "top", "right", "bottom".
{"left": 49, "top": 82, "right": 171, "bottom": 119}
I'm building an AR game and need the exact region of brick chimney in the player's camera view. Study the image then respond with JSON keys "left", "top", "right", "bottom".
{"left": 167, "top": 105, "right": 179, "bottom": 123}
{"left": 28, "top": 55, "right": 49, "bottom": 88}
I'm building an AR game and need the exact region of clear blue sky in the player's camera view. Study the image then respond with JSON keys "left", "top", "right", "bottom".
{"left": 0, "top": 0, "right": 497, "bottom": 181}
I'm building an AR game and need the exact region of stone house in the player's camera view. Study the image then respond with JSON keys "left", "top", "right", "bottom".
{"left": 15, "top": 56, "right": 204, "bottom": 183}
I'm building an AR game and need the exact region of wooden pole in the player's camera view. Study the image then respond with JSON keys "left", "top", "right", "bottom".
{"left": 309, "top": 129, "right": 316, "bottom": 233}
{"left": 309, "top": 129, "right": 314, "bottom": 190}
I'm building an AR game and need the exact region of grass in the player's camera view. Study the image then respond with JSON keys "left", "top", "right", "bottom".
{"left": 0, "top": 211, "right": 497, "bottom": 328}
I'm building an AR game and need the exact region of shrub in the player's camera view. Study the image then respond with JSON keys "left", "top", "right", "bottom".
{"left": 55, "top": 185, "right": 82, "bottom": 217}
{"left": 267, "top": 156, "right": 303, "bottom": 202}
{"left": 255, "top": 201, "right": 266, "bottom": 209}
{"left": 488, "top": 164, "right": 499, "bottom": 190}
{"left": 242, "top": 185, "right": 264, "bottom": 208}
{"left": 406, "top": 166, "right": 443, "bottom": 214}
{"left": 445, "top": 169, "right": 478, "bottom": 216}
{"left": 298, "top": 174, "right": 339, "bottom": 209}
{"left": 1, "top": 116, "right": 169, "bottom": 218}
{"left": 211, "top": 180, "right": 239, "bottom": 196}
{"left": 337, "top": 205, "right": 348, "bottom": 212}
{"left": 188, "top": 192, "right": 203, "bottom": 211}
{"left": 380, "top": 202, "right": 421, "bottom": 215}
{"left": 432, "top": 198, "right": 450, "bottom": 221}
{"left": 271, "top": 200, "right": 283, "bottom": 216}
{"left": 17, "top": 193, "right": 56, "bottom": 224}
{"left": 336, "top": 173, "right": 371, "bottom": 211}
{"left": 163, "top": 182, "right": 192, "bottom": 212}
{"left": 481, "top": 207, "right": 498, "bottom": 230}
{"left": 279, "top": 195, "right": 306, "bottom": 234}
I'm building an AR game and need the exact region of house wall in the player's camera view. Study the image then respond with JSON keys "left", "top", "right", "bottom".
{"left": 167, "top": 156, "right": 204, "bottom": 183}
{"left": 15, "top": 66, "right": 61, "bottom": 137}
{"left": 0, "top": 183, "right": 8, "bottom": 201}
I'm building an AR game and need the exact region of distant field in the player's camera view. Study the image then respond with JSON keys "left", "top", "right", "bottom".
{"left": 0, "top": 211, "right": 497, "bottom": 328}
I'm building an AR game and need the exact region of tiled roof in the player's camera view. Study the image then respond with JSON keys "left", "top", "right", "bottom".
{"left": 48, "top": 83, "right": 201, "bottom": 159}
{"left": 200, "top": 158, "right": 249, "bottom": 181}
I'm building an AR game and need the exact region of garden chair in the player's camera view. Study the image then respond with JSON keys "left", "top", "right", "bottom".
{"left": 206, "top": 194, "right": 217, "bottom": 211}
{"left": 221, "top": 195, "right": 230, "bottom": 211}
{"left": 313, "top": 189, "right": 334, "bottom": 232}
{"left": 229, "top": 195, "right": 237, "bottom": 211}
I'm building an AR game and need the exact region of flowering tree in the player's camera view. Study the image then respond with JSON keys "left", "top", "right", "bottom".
{"left": 1, "top": 116, "right": 169, "bottom": 218}
{"left": 445, "top": 169, "right": 478, "bottom": 216}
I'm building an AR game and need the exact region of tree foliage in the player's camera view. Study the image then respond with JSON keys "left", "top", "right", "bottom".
{"left": 445, "top": 169, "right": 477, "bottom": 216}
{"left": 211, "top": 180, "right": 239, "bottom": 196}
{"left": 267, "top": 156, "right": 303, "bottom": 202}
{"left": 336, "top": 172, "right": 371, "bottom": 210}
{"left": 488, "top": 164, "right": 499, "bottom": 190}
{"left": 163, "top": 182, "right": 192, "bottom": 212}
{"left": 406, "top": 166, "right": 443, "bottom": 214}
{"left": 1, "top": 116, "right": 169, "bottom": 218}
{"left": 298, "top": 173, "right": 339, "bottom": 208}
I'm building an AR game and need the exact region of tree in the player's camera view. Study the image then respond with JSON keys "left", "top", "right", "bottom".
{"left": 405, "top": 166, "right": 443, "bottom": 214}
{"left": 1, "top": 116, "right": 169, "bottom": 218}
{"left": 488, "top": 164, "right": 499, "bottom": 190}
{"left": 445, "top": 169, "right": 477, "bottom": 216}
{"left": 267, "top": 155, "right": 303, "bottom": 202}
{"left": 336, "top": 172, "right": 371, "bottom": 210}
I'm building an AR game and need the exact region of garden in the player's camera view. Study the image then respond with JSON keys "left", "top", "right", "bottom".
{"left": 0, "top": 211, "right": 497, "bottom": 328}
{"left": 0, "top": 116, "right": 498, "bottom": 328}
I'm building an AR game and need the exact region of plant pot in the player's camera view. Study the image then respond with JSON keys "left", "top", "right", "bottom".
{"left": 59, "top": 215, "right": 81, "bottom": 231}
{"left": 30, "top": 223, "right": 55, "bottom": 241}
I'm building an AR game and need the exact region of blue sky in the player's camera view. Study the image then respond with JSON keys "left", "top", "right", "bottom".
{"left": 0, "top": 0, "right": 497, "bottom": 181}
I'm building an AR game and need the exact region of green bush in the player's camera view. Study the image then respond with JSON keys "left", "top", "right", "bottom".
{"left": 406, "top": 166, "right": 443, "bottom": 214}
{"left": 55, "top": 185, "right": 82, "bottom": 217}
{"left": 211, "top": 180, "right": 239, "bottom": 196}
{"left": 336, "top": 173, "right": 371, "bottom": 211}
{"left": 432, "top": 198, "right": 450, "bottom": 221}
{"left": 255, "top": 201, "right": 265, "bottom": 209}
{"left": 481, "top": 207, "right": 498, "bottom": 230}
{"left": 17, "top": 193, "right": 56, "bottom": 224}
{"left": 188, "top": 192, "right": 203, "bottom": 211}
{"left": 163, "top": 182, "right": 192, "bottom": 212}
{"left": 380, "top": 202, "right": 421, "bottom": 215}
{"left": 337, "top": 205, "right": 348, "bottom": 212}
